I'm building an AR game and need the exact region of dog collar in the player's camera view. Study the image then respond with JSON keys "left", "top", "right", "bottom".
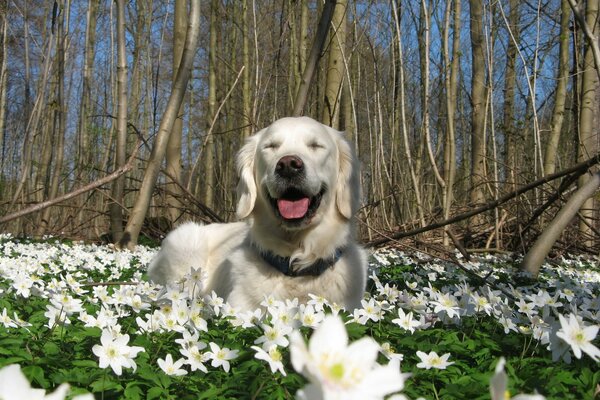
{"left": 255, "top": 246, "right": 345, "bottom": 277}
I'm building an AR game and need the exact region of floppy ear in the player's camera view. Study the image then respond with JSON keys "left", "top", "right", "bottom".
{"left": 235, "top": 133, "right": 261, "bottom": 219}
{"left": 333, "top": 130, "right": 360, "bottom": 219}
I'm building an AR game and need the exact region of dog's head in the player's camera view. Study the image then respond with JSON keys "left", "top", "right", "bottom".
{"left": 236, "top": 116, "right": 360, "bottom": 230}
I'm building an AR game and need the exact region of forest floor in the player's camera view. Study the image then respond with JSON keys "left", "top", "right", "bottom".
{"left": 0, "top": 234, "right": 598, "bottom": 399}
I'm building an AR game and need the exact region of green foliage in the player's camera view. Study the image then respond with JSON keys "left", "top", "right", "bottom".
{"left": 0, "top": 239, "right": 598, "bottom": 399}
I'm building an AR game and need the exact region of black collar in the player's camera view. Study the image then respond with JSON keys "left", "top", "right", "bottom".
{"left": 254, "top": 245, "right": 345, "bottom": 277}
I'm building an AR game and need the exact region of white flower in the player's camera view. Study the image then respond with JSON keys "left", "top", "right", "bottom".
{"left": 415, "top": 351, "right": 454, "bottom": 370}
{"left": 230, "top": 308, "right": 263, "bottom": 328}
{"left": 431, "top": 293, "right": 461, "bottom": 319}
{"left": 254, "top": 322, "right": 292, "bottom": 350}
{"left": 297, "top": 304, "right": 325, "bottom": 328}
{"left": 180, "top": 345, "right": 209, "bottom": 373}
{"left": 251, "top": 345, "right": 287, "bottom": 375}
{"left": 555, "top": 313, "right": 600, "bottom": 361}
{"left": 0, "top": 308, "right": 17, "bottom": 328}
{"left": 175, "top": 329, "right": 201, "bottom": 350}
{"left": 490, "top": 358, "right": 546, "bottom": 400}
{"left": 356, "top": 298, "right": 383, "bottom": 324}
{"left": 206, "top": 291, "right": 224, "bottom": 316}
{"left": 0, "top": 363, "right": 94, "bottom": 400}
{"left": 391, "top": 308, "right": 420, "bottom": 333}
{"left": 206, "top": 342, "right": 239, "bottom": 373}
{"left": 157, "top": 354, "right": 188, "bottom": 376}
{"left": 290, "top": 315, "right": 409, "bottom": 399}
{"left": 92, "top": 330, "right": 144, "bottom": 376}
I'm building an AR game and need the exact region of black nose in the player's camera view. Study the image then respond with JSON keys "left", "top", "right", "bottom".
{"left": 276, "top": 155, "right": 304, "bottom": 178}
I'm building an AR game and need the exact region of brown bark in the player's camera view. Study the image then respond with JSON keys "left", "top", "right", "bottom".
{"left": 119, "top": 0, "right": 201, "bottom": 249}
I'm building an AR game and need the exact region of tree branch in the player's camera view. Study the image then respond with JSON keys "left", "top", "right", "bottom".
{"left": 364, "top": 153, "right": 600, "bottom": 248}
{"left": 0, "top": 143, "right": 139, "bottom": 226}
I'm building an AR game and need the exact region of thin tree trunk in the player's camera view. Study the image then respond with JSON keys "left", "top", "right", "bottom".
{"left": 77, "top": 0, "right": 97, "bottom": 175}
{"left": 392, "top": 0, "right": 425, "bottom": 227}
{"left": 0, "top": 9, "right": 7, "bottom": 172}
{"left": 443, "top": 0, "right": 460, "bottom": 246}
{"left": 544, "top": 0, "right": 571, "bottom": 176}
{"left": 119, "top": 0, "right": 201, "bottom": 249}
{"left": 503, "top": 0, "right": 519, "bottom": 188}
{"left": 577, "top": 0, "right": 599, "bottom": 247}
{"left": 322, "top": 0, "right": 346, "bottom": 129}
{"left": 165, "top": 0, "right": 187, "bottom": 225}
{"left": 109, "top": 0, "right": 128, "bottom": 243}
{"left": 292, "top": 0, "right": 336, "bottom": 116}
{"left": 37, "top": 0, "right": 68, "bottom": 235}
{"left": 469, "top": 0, "right": 487, "bottom": 212}
{"left": 204, "top": 0, "right": 217, "bottom": 208}
{"left": 242, "top": 0, "right": 252, "bottom": 138}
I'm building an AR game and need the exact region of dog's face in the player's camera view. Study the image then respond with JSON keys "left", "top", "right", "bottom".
{"left": 236, "top": 117, "right": 359, "bottom": 230}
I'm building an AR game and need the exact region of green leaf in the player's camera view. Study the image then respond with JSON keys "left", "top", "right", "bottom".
{"left": 22, "top": 365, "right": 49, "bottom": 388}
{"left": 146, "top": 386, "right": 166, "bottom": 400}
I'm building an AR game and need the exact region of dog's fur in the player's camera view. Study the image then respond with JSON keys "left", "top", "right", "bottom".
{"left": 148, "top": 116, "right": 367, "bottom": 311}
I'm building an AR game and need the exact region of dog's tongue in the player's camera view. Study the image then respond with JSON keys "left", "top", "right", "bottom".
{"left": 277, "top": 197, "right": 310, "bottom": 219}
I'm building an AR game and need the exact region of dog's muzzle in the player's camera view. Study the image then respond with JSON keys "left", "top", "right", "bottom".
{"left": 269, "top": 155, "right": 325, "bottom": 222}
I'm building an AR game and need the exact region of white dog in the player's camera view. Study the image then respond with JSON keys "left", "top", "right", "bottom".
{"left": 148, "top": 116, "right": 367, "bottom": 311}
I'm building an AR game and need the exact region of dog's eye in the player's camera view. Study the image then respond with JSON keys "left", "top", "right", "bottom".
{"left": 308, "top": 141, "right": 324, "bottom": 150}
{"left": 263, "top": 142, "right": 280, "bottom": 150}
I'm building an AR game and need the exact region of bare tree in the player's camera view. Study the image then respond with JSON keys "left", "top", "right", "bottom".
{"left": 119, "top": 0, "right": 201, "bottom": 249}
{"left": 502, "top": 0, "right": 519, "bottom": 188}
{"left": 77, "top": 0, "right": 98, "bottom": 175}
{"left": 0, "top": 7, "right": 7, "bottom": 172}
{"left": 544, "top": 0, "right": 571, "bottom": 176}
{"left": 469, "top": 0, "right": 488, "bottom": 213}
{"left": 322, "top": 0, "right": 347, "bottom": 129}
{"left": 442, "top": 0, "right": 461, "bottom": 246}
{"left": 576, "top": 0, "right": 599, "bottom": 247}
{"left": 165, "top": 0, "right": 187, "bottom": 225}
{"left": 37, "top": 0, "right": 68, "bottom": 235}
{"left": 293, "top": 0, "right": 336, "bottom": 116}
{"left": 109, "top": 0, "right": 129, "bottom": 242}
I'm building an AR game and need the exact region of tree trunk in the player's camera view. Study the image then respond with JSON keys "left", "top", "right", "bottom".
{"left": 321, "top": 0, "right": 346, "bottom": 129}
{"left": 77, "top": 0, "right": 98, "bottom": 176}
{"left": 119, "top": 0, "right": 201, "bottom": 249}
{"left": 0, "top": 9, "right": 7, "bottom": 172}
{"left": 443, "top": 0, "right": 460, "bottom": 246}
{"left": 469, "top": 0, "right": 487, "bottom": 212}
{"left": 577, "top": 0, "right": 599, "bottom": 248}
{"left": 292, "top": 0, "right": 336, "bottom": 117}
{"left": 109, "top": 0, "right": 129, "bottom": 243}
{"left": 37, "top": 0, "right": 68, "bottom": 235}
{"left": 242, "top": 0, "right": 252, "bottom": 138}
{"left": 503, "top": 0, "right": 519, "bottom": 188}
{"left": 165, "top": 0, "right": 187, "bottom": 225}
{"left": 544, "top": 0, "right": 571, "bottom": 176}
{"left": 204, "top": 0, "right": 218, "bottom": 209}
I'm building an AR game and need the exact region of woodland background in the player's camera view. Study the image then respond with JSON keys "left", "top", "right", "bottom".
{"left": 0, "top": 0, "right": 598, "bottom": 257}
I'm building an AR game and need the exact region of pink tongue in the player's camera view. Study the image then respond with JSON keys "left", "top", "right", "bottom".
{"left": 277, "top": 197, "right": 310, "bottom": 219}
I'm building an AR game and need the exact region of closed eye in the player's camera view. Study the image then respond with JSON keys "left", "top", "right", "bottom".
{"left": 307, "top": 141, "right": 325, "bottom": 150}
{"left": 263, "top": 141, "right": 281, "bottom": 150}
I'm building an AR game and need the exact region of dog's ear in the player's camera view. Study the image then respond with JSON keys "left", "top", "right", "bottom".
{"left": 235, "top": 132, "right": 261, "bottom": 219}
{"left": 332, "top": 129, "right": 360, "bottom": 220}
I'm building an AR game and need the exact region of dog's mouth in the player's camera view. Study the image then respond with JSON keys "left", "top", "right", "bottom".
{"left": 269, "top": 187, "right": 325, "bottom": 223}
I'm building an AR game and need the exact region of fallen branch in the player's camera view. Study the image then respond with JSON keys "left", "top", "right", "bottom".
{"left": 521, "top": 171, "right": 600, "bottom": 277}
{"left": 365, "top": 152, "right": 600, "bottom": 248}
{"left": 0, "top": 144, "right": 139, "bottom": 226}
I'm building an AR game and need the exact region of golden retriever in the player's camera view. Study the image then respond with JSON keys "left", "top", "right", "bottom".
{"left": 148, "top": 116, "right": 367, "bottom": 311}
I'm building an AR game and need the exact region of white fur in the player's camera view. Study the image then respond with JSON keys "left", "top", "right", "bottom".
{"left": 148, "top": 116, "right": 367, "bottom": 311}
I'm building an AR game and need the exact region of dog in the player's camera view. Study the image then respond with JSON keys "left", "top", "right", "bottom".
{"left": 148, "top": 116, "right": 367, "bottom": 311}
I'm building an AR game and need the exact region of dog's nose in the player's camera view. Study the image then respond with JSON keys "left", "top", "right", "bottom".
{"left": 276, "top": 155, "right": 304, "bottom": 178}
